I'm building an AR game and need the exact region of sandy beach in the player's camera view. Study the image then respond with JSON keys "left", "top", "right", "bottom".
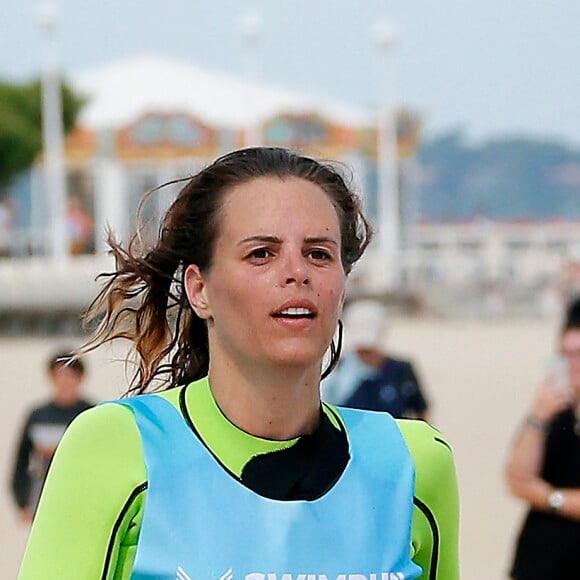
{"left": 0, "top": 316, "right": 561, "bottom": 578}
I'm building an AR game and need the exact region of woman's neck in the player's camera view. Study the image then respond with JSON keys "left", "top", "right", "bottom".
{"left": 207, "top": 357, "right": 322, "bottom": 441}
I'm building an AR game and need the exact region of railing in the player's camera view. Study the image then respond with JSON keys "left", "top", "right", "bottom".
{"left": 0, "top": 254, "right": 116, "bottom": 335}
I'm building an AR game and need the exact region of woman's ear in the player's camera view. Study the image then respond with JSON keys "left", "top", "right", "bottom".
{"left": 184, "top": 264, "right": 212, "bottom": 320}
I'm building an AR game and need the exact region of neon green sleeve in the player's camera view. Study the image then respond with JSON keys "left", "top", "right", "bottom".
{"left": 19, "top": 389, "right": 459, "bottom": 579}
{"left": 398, "top": 419, "right": 461, "bottom": 580}
{"left": 18, "top": 403, "right": 146, "bottom": 580}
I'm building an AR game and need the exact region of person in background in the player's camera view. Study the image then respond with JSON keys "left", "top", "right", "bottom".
{"left": 505, "top": 297, "right": 580, "bottom": 578}
{"left": 11, "top": 351, "right": 93, "bottom": 523}
{"left": 67, "top": 194, "right": 94, "bottom": 255}
{"left": 322, "top": 299, "right": 430, "bottom": 420}
{"left": 0, "top": 195, "right": 15, "bottom": 258}
{"left": 19, "top": 147, "right": 458, "bottom": 578}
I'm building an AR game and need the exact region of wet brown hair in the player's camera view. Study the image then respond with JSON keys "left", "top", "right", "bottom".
{"left": 81, "top": 147, "right": 373, "bottom": 394}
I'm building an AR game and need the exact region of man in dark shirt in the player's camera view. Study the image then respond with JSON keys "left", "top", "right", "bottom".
{"left": 324, "top": 346, "right": 429, "bottom": 419}
{"left": 322, "top": 300, "right": 430, "bottom": 420}
{"left": 11, "top": 350, "right": 93, "bottom": 522}
{"left": 341, "top": 350, "right": 428, "bottom": 419}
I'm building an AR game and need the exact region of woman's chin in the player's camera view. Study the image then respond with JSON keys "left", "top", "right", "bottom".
{"left": 266, "top": 349, "right": 325, "bottom": 373}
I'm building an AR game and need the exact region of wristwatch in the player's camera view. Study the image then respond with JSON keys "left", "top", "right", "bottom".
{"left": 547, "top": 489, "right": 565, "bottom": 513}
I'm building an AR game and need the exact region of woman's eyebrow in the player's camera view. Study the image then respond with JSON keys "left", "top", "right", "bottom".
{"left": 238, "top": 235, "right": 282, "bottom": 246}
{"left": 238, "top": 235, "right": 338, "bottom": 246}
{"left": 305, "top": 237, "right": 339, "bottom": 246}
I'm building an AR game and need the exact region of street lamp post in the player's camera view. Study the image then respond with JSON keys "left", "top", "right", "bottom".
{"left": 38, "top": 3, "right": 69, "bottom": 260}
{"left": 374, "top": 20, "right": 400, "bottom": 288}
{"left": 240, "top": 12, "right": 262, "bottom": 147}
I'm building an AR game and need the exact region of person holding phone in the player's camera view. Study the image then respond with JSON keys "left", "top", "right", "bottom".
{"left": 505, "top": 297, "right": 580, "bottom": 578}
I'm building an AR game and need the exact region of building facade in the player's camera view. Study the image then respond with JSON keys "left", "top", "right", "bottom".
{"left": 3, "top": 56, "right": 420, "bottom": 268}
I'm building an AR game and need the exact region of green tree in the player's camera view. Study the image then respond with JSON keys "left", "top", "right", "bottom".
{"left": 0, "top": 78, "right": 84, "bottom": 187}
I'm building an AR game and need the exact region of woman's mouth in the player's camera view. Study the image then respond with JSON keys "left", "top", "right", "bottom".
{"left": 273, "top": 307, "right": 316, "bottom": 319}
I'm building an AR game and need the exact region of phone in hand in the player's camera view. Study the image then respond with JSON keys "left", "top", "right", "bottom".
{"left": 545, "top": 355, "right": 570, "bottom": 392}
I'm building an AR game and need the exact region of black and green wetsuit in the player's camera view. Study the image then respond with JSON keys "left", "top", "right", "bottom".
{"left": 19, "top": 378, "right": 460, "bottom": 579}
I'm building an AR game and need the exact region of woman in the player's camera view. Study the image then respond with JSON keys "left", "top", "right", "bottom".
{"left": 506, "top": 297, "right": 580, "bottom": 578}
{"left": 19, "top": 147, "right": 459, "bottom": 579}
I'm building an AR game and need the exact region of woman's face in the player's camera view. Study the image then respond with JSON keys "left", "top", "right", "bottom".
{"left": 185, "top": 176, "right": 346, "bottom": 375}
{"left": 561, "top": 329, "right": 580, "bottom": 395}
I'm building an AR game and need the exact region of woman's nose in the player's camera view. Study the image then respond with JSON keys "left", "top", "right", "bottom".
{"left": 281, "top": 253, "right": 310, "bottom": 286}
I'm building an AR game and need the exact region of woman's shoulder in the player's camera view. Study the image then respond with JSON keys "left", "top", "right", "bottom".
{"left": 395, "top": 419, "right": 457, "bottom": 498}
{"left": 396, "top": 418, "right": 452, "bottom": 449}
{"left": 69, "top": 386, "right": 185, "bottom": 437}
{"left": 65, "top": 400, "right": 137, "bottom": 439}
{"left": 47, "top": 390, "right": 187, "bottom": 495}
{"left": 44, "top": 388, "right": 188, "bottom": 506}
{"left": 55, "top": 400, "right": 145, "bottom": 480}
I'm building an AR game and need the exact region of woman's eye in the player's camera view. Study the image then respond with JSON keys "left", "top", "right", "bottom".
{"left": 308, "top": 249, "right": 332, "bottom": 261}
{"left": 249, "top": 248, "right": 272, "bottom": 260}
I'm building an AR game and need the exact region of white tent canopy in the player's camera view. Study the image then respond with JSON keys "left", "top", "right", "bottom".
{"left": 73, "top": 55, "right": 373, "bottom": 131}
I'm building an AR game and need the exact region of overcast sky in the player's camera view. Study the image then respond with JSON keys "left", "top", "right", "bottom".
{"left": 2, "top": 0, "right": 579, "bottom": 145}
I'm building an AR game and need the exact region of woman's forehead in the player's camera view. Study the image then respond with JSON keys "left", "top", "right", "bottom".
{"left": 218, "top": 176, "right": 340, "bottom": 232}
